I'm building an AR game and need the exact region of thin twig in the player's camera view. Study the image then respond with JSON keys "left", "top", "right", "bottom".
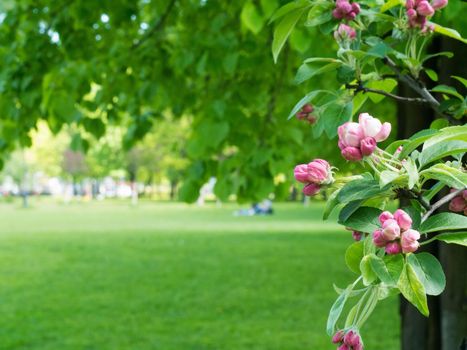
{"left": 421, "top": 189, "right": 463, "bottom": 222}
{"left": 347, "top": 84, "right": 430, "bottom": 104}
{"left": 132, "top": 0, "right": 177, "bottom": 50}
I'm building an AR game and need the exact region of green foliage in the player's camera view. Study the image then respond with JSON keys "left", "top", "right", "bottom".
{"left": 398, "top": 262, "right": 429, "bottom": 316}
{"left": 420, "top": 212, "right": 467, "bottom": 233}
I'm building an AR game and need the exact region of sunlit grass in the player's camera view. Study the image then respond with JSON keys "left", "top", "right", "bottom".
{"left": 0, "top": 200, "right": 399, "bottom": 350}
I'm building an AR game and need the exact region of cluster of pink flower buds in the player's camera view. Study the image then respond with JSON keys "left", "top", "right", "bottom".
{"left": 332, "top": 0, "right": 361, "bottom": 21}
{"left": 449, "top": 189, "right": 467, "bottom": 215}
{"left": 406, "top": 0, "right": 448, "bottom": 30}
{"left": 334, "top": 23, "right": 357, "bottom": 42}
{"left": 295, "top": 103, "right": 317, "bottom": 124}
{"left": 294, "top": 159, "right": 333, "bottom": 196}
{"left": 332, "top": 330, "right": 363, "bottom": 350}
{"left": 373, "top": 209, "right": 420, "bottom": 254}
{"left": 338, "top": 113, "right": 391, "bottom": 161}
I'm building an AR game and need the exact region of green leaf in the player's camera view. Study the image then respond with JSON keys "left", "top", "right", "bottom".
{"left": 294, "top": 61, "right": 342, "bottom": 84}
{"left": 422, "top": 125, "right": 467, "bottom": 150}
{"left": 418, "top": 140, "right": 467, "bottom": 167}
{"left": 323, "top": 188, "right": 341, "bottom": 220}
{"left": 451, "top": 75, "right": 467, "bottom": 88}
{"left": 430, "top": 118, "right": 449, "bottom": 130}
{"left": 338, "top": 200, "right": 365, "bottom": 223}
{"left": 351, "top": 92, "right": 368, "bottom": 116}
{"left": 241, "top": 2, "right": 265, "bottom": 34}
{"left": 366, "top": 79, "right": 397, "bottom": 103}
{"left": 408, "top": 253, "right": 446, "bottom": 296}
{"left": 380, "top": 0, "right": 404, "bottom": 12}
{"left": 339, "top": 206, "right": 382, "bottom": 234}
{"left": 432, "top": 22, "right": 467, "bottom": 44}
{"left": 345, "top": 241, "right": 364, "bottom": 274}
{"left": 287, "top": 90, "right": 322, "bottom": 120}
{"left": 420, "top": 163, "right": 467, "bottom": 190}
{"left": 398, "top": 129, "right": 439, "bottom": 159}
{"left": 421, "top": 51, "right": 454, "bottom": 63}
{"left": 360, "top": 255, "right": 377, "bottom": 286}
{"left": 336, "top": 65, "right": 356, "bottom": 84}
{"left": 269, "top": 0, "right": 310, "bottom": 23}
{"left": 321, "top": 100, "right": 353, "bottom": 138}
{"left": 425, "top": 69, "right": 438, "bottom": 82}
{"left": 338, "top": 178, "right": 390, "bottom": 203}
{"left": 402, "top": 157, "right": 419, "bottom": 189}
{"left": 434, "top": 232, "right": 467, "bottom": 246}
{"left": 368, "top": 254, "right": 396, "bottom": 285}
{"left": 272, "top": 7, "right": 307, "bottom": 63}
{"left": 420, "top": 213, "right": 467, "bottom": 233}
{"left": 402, "top": 206, "right": 422, "bottom": 231}
{"left": 305, "top": 4, "right": 332, "bottom": 27}
{"left": 398, "top": 263, "right": 429, "bottom": 316}
{"left": 379, "top": 170, "right": 404, "bottom": 187}
{"left": 431, "top": 84, "right": 463, "bottom": 100}
{"left": 383, "top": 254, "right": 404, "bottom": 283}
{"left": 327, "top": 282, "right": 355, "bottom": 335}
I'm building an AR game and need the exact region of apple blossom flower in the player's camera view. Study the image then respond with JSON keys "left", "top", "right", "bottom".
{"left": 373, "top": 229, "right": 387, "bottom": 247}
{"left": 379, "top": 211, "right": 394, "bottom": 225}
{"left": 338, "top": 113, "right": 391, "bottom": 161}
{"left": 385, "top": 241, "right": 402, "bottom": 255}
{"left": 382, "top": 219, "right": 401, "bottom": 241}
{"left": 360, "top": 137, "right": 377, "bottom": 156}
{"left": 393, "top": 209, "right": 413, "bottom": 231}
{"left": 401, "top": 229, "right": 421, "bottom": 253}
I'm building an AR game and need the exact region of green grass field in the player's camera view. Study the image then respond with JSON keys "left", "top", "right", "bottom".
{"left": 0, "top": 200, "right": 400, "bottom": 350}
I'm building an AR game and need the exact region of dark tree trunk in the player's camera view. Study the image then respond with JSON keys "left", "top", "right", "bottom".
{"left": 398, "top": 37, "right": 467, "bottom": 350}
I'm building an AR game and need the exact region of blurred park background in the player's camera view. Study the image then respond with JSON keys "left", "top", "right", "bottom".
{"left": 0, "top": 0, "right": 465, "bottom": 349}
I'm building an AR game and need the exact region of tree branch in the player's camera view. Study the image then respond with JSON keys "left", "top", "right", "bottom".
{"left": 347, "top": 84, "right": 430, "bottom": 105}
{"left": 421, "top": 189, "right": 463, "bottom": 222}
{"left": 131, "top": 0, "right": 177, "bottom": 50}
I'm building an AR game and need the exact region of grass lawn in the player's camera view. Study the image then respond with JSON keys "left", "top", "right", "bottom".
{"left": 0, "top": 199, "right": 400, "bottom": 350}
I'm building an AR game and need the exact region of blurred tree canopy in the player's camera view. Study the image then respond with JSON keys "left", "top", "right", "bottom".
{"left": 0, "top": 0, "right": 463, "bottom": 202}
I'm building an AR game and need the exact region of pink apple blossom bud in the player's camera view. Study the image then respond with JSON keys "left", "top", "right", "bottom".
{"left": 385, "top": 241, "right": 402, "bottom": 255}
{"left": 338, "top": 122, "right": 363, "bottom": 148}
{"left": 379, "top": 211, "right": 394, "bottom": 225}
{"left": 431, "top": 0, "right": 448, "bottom": 9}
{"left": 332, "top": 330, "right": 345, "bottom": 344}
{"left": 354, "top": 343, "right": 363, "bottom": 350}
{"left": 462, "top": 190, "right": 467, "bottom": 201}
{"left": 303, "top": 183, "right": 320, "bottom": 196}
{"left": 352, "top": 231, "right": 363, "bottom": 241}
{"left": 417, "top": 1, "right": 435, "bottom": 16}
{"left": 307, "top": 159, "right": 332, "bottom": 184}
{"left": 344, "top": 331, "right": 361, "bottom": 347}
{"left": 294, "top": 164, "right": 310, "bottom": 183}
{"left": 449, "top": 196, "right": 466, "bottom": 212}
{"left": 382, "top": 219, "right": 401, "bottom": 241}
{"left": 406, "top": 0, "right": 415, "bottom": 9}
{"left": 334, "top": 24, "right": 357, "bottom": 41}
{"left": 401, "top": 229, "right": 420, "bottom": 253}
{"left": 338, "top": 344, "right": 350, "bottom": 350}
{"left": 373, "top": 229, "right": 387, "bottom": 247}
{"left": 351, "top": 2, "right": 360, "bottom": 14}
{"left": 295, "top": 111, "right": 307, "bottom": 120}
{"left": 393, "top": 209, "right": 413, "bottom": 231}
{"left": 302, "top": 103, "right": 313, "bottom": 114}
{"left": 307, "top": 115, "right": 317, "bottom": 124}
{"left": 360, "top": 137, "right": 377, "bottom": 156}
{"left": 342, "top": 147, "right": 363, "bottom": 161}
